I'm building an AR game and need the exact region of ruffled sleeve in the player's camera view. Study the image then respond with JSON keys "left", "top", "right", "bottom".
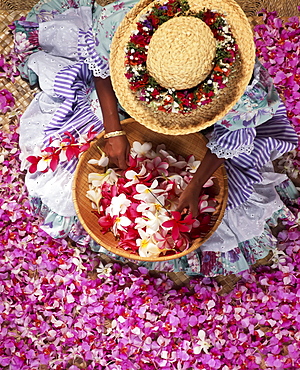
{"left": 206, "top": 59, "right": 284, "bottom": 160}
{"left": 215, "top": 59, "right": 281, "bottom": 132}
{"left": 207, "top": 100, "right": 298, "bottom": 209}
{"left": 207, "top": 125, "right": 256, "bottom": 159}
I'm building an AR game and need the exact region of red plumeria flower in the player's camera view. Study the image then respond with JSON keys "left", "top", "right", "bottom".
{"left": 162, "top": 211, "right": 196, "bottom": 240}
{"left": 26, "top": 155, "right": 42, "bottom": 173}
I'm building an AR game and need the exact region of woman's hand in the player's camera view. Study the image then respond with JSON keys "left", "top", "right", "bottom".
{"left": 104, "top": 134, "right": 130, "bottom": 169}
{"left": 177, "top": 182, "right": 202, "bottom": 218}
{"left": 94, "top": 76, "right": 130, "bottom": 169}
{"left": 177, "top": 149, "right": 225, "bottom": 217}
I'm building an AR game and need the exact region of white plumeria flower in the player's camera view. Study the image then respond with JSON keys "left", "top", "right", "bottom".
{"left": 59, "top": 149, "right": 68, "bottom": 162}
{"left": 88, "top": 156, "right": 109, "bottom": 168}
{"left": 142, "top": 210, "right": 170, "bottom": 234}
{"left": 88, "top": 169, "right": 118, "bottom": 187}
{"left": 136, "top": 194, "right": 165, "bottom": 214}
{"left": 96, "top": 262, "right": 113, "bottom": 277}
{"left": 19, "top": 148, "right": 31, "bottom": 171}
{"left": 167, "top": 174, "right": 188, "bottom": 193}
{"left": 49, "top": 138, "right": 62, "bottom": 148}
{"left": 193, "top": 330, "right": 211, "bottom": 354}
{"left": 88, "top": 146, "right": 109, "bottom": 167}
{"left": 133, "top": 179, "right": 165, "bottom": 202}
{"left": 158, "top": 149, "right": 187, "bottom": 168}
{"left": 77, "top": 132, "right": 89, "bottom": 145}
{"left": 36, "top": 155, "right": 51, "bottom": 172}
{"left": 112, "top": 216, "right": 131, "bottom": 235}
{"left": 86, "top": 188, "right": 102, "bottom": 211}
{"left": 108, "top": 193, "right": 131, "bottom": 216}
{"left": 124, "top": 164, "right": 147, "bottom": 187}
{"left": 135, "top": 216, "right": 149, "bottom": 230}
{"left": 137, "top": 229, "right": 161, "bottom": 258}
{"left": 186, "top": 155, "right": 201, "bottom": 173}
{"left": 131, "top": 141, "right": 155, "bottom": 158}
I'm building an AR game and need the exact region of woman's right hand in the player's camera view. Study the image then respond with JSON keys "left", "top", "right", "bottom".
{"left": 104, "top": 134, "right": 130, "bottom": 170}
{"left": 176, "top": 181, "right": 202, "bottom": 218}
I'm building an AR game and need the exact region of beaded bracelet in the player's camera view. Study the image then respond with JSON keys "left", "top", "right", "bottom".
{"left": 103, "top": 130, "right": 126, "bottom": 139}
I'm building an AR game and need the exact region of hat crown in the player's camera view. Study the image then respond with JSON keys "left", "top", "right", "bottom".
{"left": 146, "top": 16, "right": 216, "bottom": 90}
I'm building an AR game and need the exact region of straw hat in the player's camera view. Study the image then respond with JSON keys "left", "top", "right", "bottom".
{"left": 72, "top": 119, "right": 228, "bottom": 262}
{"left": 110, "top": 0, "right": 255, "bottom": 135}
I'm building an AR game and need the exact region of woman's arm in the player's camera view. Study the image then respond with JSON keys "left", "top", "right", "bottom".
{"left": 94, "top": 76, "right": 130, "bottom": 169}
{"left": 177, "top": 149, "right": 225, "bottom": 217}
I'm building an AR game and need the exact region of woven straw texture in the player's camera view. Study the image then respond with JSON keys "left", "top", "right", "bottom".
{"left": 110, "top": 0, "right": 256, "bottom": 136}
{"left": 146, "top": 16, "right": 216, "bottom": 90}
{"left": 1, "top": 0, "right": 299, "bottom": 16}
{"left": 73, "top": 118, "right": 228, "bottom": 262}
{"left": 0, "top": 10, "right": 39, "bottom": 130}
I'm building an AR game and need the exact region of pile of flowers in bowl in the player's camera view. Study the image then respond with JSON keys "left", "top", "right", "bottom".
{"left": 86, "top": 141, "right": 217, "bottom": 258}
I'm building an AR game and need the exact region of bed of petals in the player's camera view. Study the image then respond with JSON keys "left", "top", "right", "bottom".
{"left": 0, "top": 9, "right": 300, "bottom": 370}
{"left": 254, "top": 8, "right": 300, "bottom": 180}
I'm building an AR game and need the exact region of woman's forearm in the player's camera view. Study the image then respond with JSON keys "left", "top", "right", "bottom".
{"left": 93, "top": 76, "right": 130, "bottom": 169}
{"left": 190, "top": 148, "right": 225, "bottom": 188}
{"left": 94, "top": 76, "right": 122, "bottom": 133}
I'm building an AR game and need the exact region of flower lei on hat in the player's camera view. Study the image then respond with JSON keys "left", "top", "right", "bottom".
{"left": 124, "top": 0, "right": 238, "bottom": 114}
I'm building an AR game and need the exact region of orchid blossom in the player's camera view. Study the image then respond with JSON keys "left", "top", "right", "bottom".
{"left": 193, "top": 330, "right": 212, "bottom": 354}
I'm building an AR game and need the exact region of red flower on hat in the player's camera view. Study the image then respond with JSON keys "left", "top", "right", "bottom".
{"left": 130, "top": 34, "right": 151, "bottom": 48}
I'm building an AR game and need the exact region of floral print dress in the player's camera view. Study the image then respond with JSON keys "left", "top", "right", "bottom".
{"left": 13, "top": 0, "right": 299, "bottom": 277}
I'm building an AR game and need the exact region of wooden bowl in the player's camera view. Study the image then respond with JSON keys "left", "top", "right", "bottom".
{"left": 73, "top": 119, "right": 228, "bottom": 261}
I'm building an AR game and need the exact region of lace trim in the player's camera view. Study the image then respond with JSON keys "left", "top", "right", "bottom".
{"left": 207, "top": 140, "right": 254, "bottom": 159}
{"left": 80, "top": 45, "right": 110, "bottom": 79}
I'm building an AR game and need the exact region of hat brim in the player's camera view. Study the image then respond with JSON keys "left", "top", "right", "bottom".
{"left": 72, "top": 119, "right": 228, "bottom": 262}
{"left": 110, "top": 0, "right": 255, "bottom": 135}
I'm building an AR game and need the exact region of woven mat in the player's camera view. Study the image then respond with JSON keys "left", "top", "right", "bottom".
{"left": 1, "top": 0, "right": 300, "bottom": 16}
{"left": 0, "top": 10, "right": 39, "bottom": 130}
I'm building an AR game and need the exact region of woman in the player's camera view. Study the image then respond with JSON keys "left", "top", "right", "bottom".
{"left": 13, "top": 0, "right": 298, "bottom": 277}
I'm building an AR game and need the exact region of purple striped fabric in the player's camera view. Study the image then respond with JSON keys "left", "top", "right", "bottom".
{"left": 46, "top": 62, "right": 103, "bottom": 139}
{"left": 44, "top": 61, "right": 104, "bottom": 174}
{"left": 78, "top": 28, "right": 110, "bottom": 77}
{"left": 215, "top": 102, "right": 298, "bottom": 209}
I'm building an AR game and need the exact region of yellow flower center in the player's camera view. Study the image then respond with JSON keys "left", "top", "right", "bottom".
{"left": 140, "top": 239, "right": 149, "bottom": 249}
{"left": 155, "top": 203, "right": 162, "bottom": 211}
